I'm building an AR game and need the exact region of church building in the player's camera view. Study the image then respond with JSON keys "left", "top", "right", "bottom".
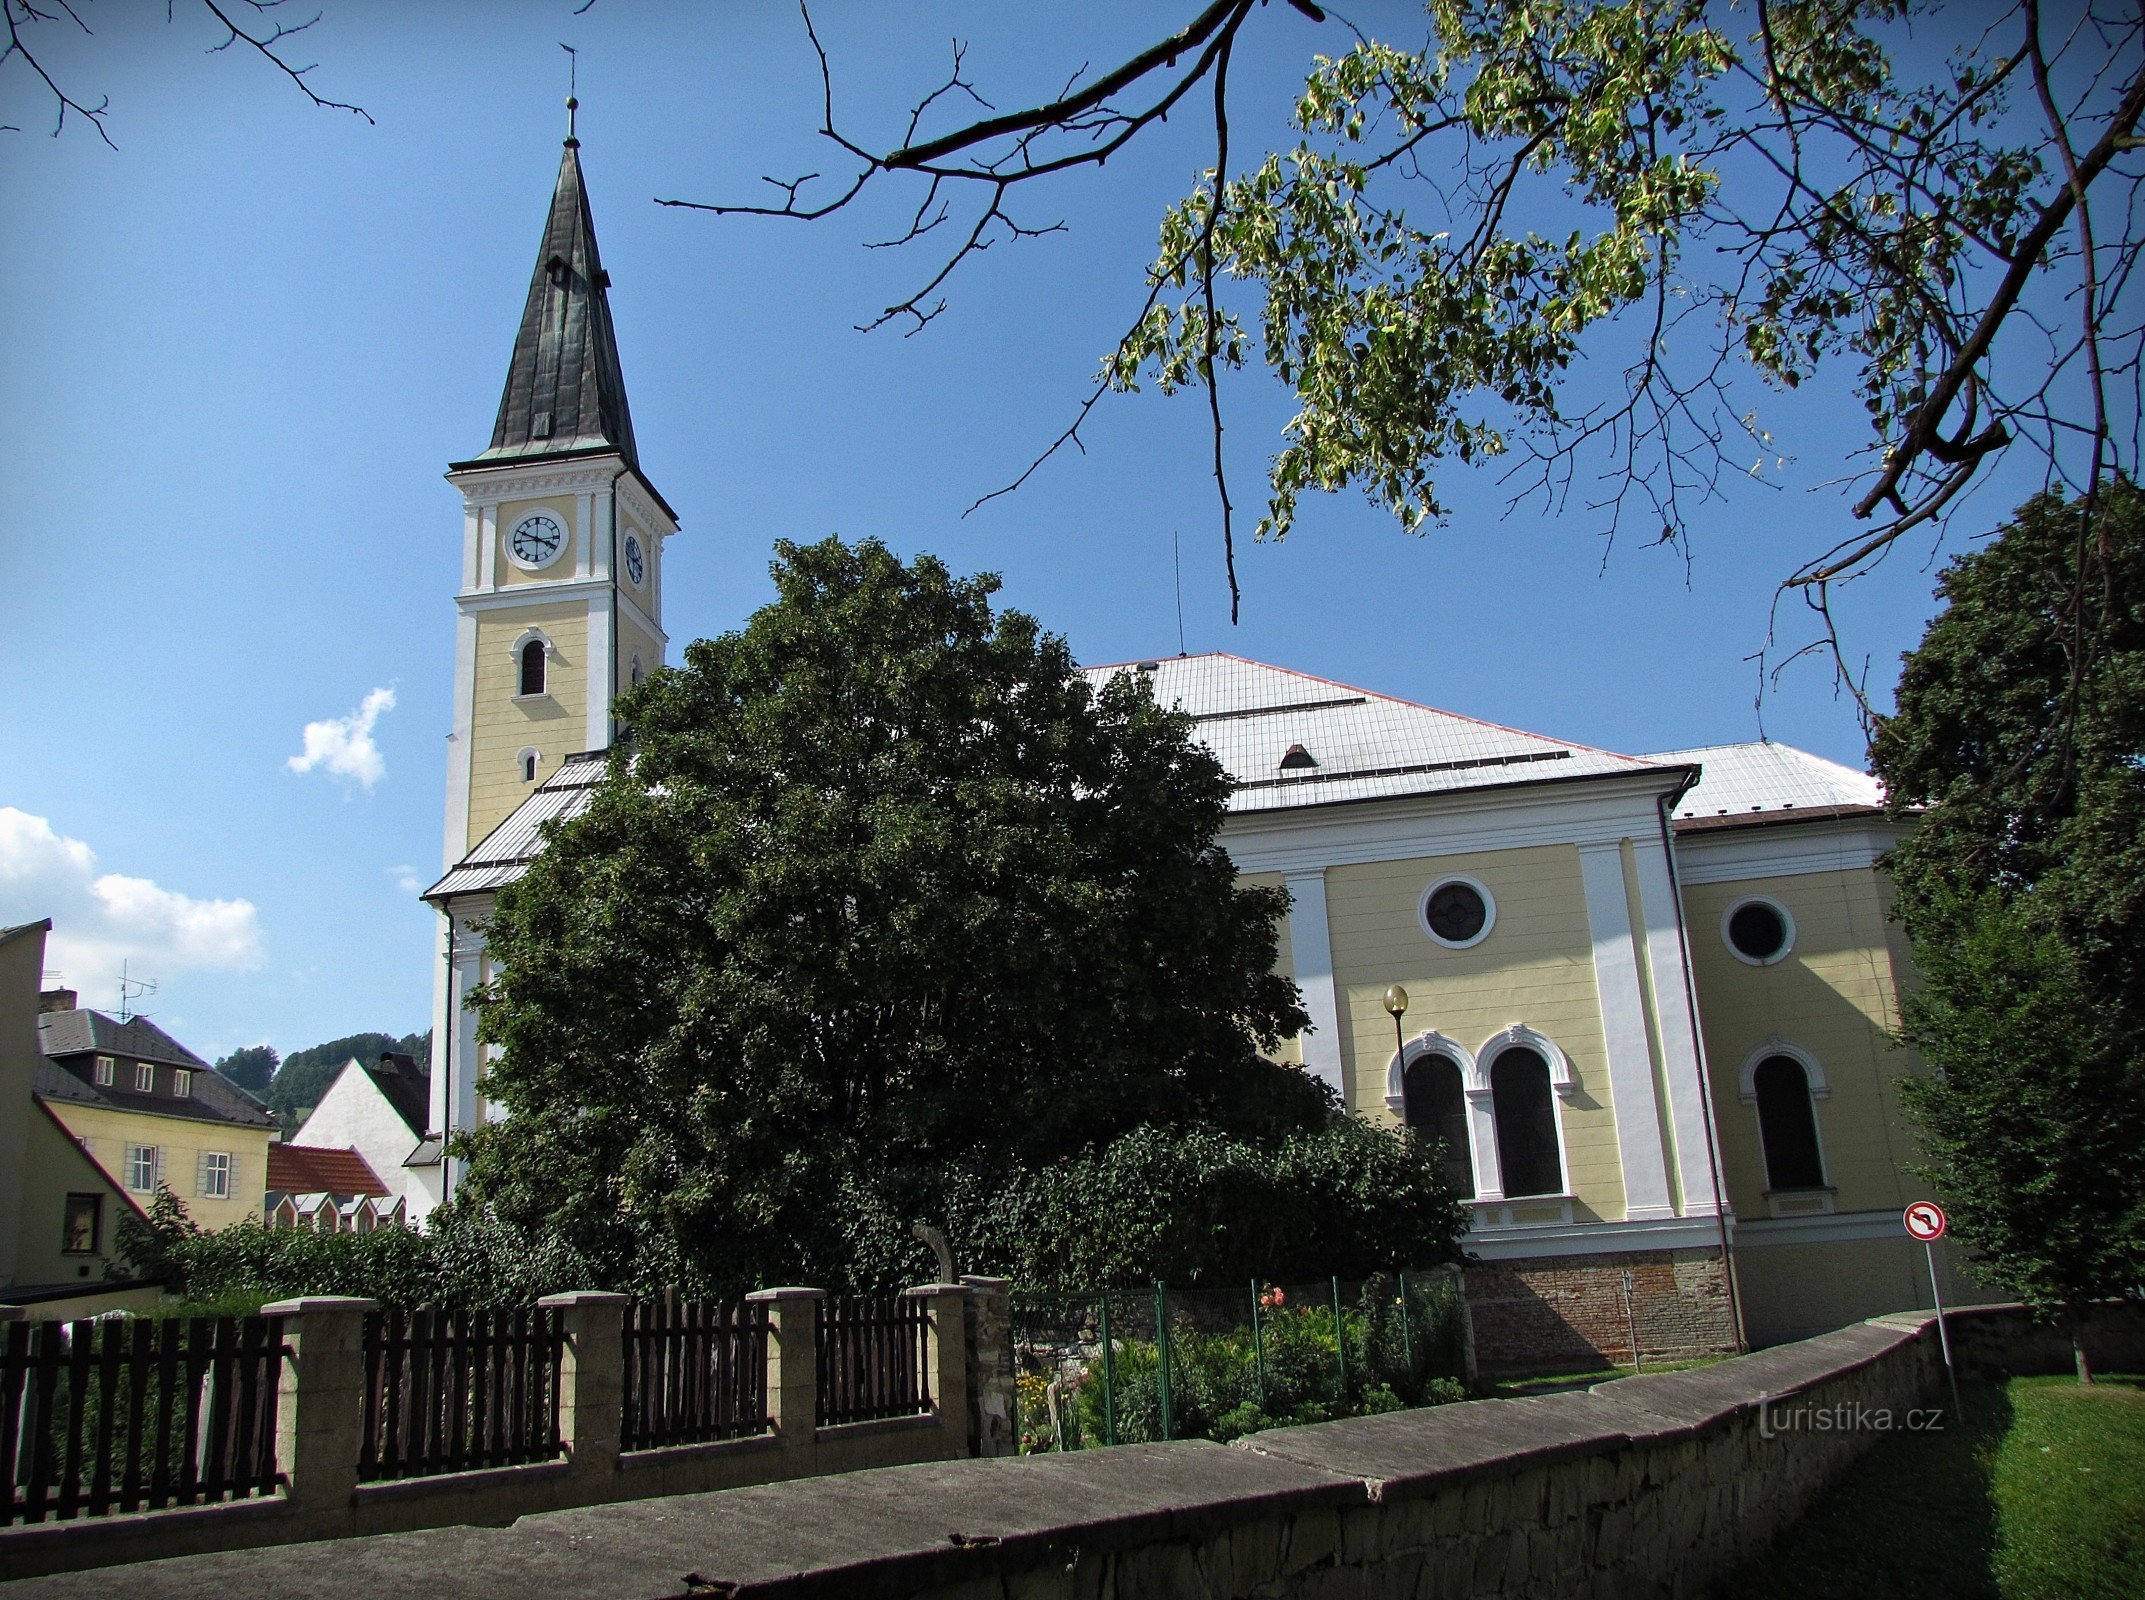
{"left": 423, "top": 125, "right": 1984, "bottom": 1361}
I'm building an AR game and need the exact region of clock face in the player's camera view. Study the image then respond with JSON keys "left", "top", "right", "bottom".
{"left": 624, "top": 532, "right": 645, "bottom": 586}
{"left": 508, "top": 513, "right": 565, "bottom": 569}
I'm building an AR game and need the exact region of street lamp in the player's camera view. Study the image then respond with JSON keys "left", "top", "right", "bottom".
{"left": 1383, "top": 984, "right": 1409, "bottom": 1086}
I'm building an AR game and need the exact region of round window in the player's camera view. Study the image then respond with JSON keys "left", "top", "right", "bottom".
{"left": 1420, "top": 877, "right": 1494, "bottom": 949}
{"left": 1724, "top": 898, "right": 1794, "bottom": 965}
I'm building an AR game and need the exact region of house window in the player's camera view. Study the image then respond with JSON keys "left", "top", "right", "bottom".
{"left": 519, "top": 747, "right": 541, "bottom": 784}
{"left": 173, "top": 1069, "right": 192, "bottom": 1098}
{"left": 1724, "top": 897, "right": 1795, "bottom": 965}
{"left": 200, "top": 1151, "right": 232, "bottom": 1200}
{"left": 1420, "top": 876, "right": 1495, "bottom": 949}
{"left": 135, "top": 1062, "right": 155, "bottom": 1092}
{"left": 125, "top": 1144, "right": 159, "bottom": 1194}
{"left": 63, "top": 1193, "right": 102, "bottom": 1254}
{"left": 519, "top": 638, "right": 548, "bottom": 697}
{"left": 94, "top": 1055, "right": 115, "bottom": 1086}
{"left": 1401, "top": 1053, "right": 1474, "bottom": 1198}
{"left": 1490, "top": 1048, "right": 1563, "bottom": 1197}
{"left": 1753, "top": 1054, "right": 1827, "bottom": 1190}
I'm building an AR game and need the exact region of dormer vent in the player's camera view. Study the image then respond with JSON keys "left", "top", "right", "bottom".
{"left": 1280, "top": 743, "right": 1318, "bottom": 770}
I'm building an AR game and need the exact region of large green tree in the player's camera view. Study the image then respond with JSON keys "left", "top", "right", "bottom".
{"left": 690, "top": 1, "right": 2142, "bottom": 654}
{"left": 460, "top": 538, "right": 1452, "bottom": 1293}
{"left": 1872, "top": 483, "right": 2145, "bottom": 1372}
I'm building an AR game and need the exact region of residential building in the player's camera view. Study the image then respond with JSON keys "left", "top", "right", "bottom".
{"left": 265, "top": 1143, "right": 404, "bottom": 1232}
{"left": 0, "top": 921, "right": 145, "bottom": 1304}
{"left": 289, "top": 1051, "right": 439, "bottom": 1223}
{"left": 37, "top": 993, "right": 274, "bottom": 1232}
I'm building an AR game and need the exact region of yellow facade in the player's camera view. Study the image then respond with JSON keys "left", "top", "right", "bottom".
{"left": 43, "top": 1101, "right": 272, "bottom": 1234}
{"left": 467, "top": 600, "right": 590, "bottom": 847}
{"left": 1682, "top": 867, "right": 1928, "bottom": 1219}
{"left": 13, "top": 1107, "right": 142, "bottom": 1290}
{"left": 1322, "top": 844, "right": 1627, "bottom": 1223}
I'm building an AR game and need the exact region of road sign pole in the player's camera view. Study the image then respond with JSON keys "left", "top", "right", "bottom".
{"left": 1923, "top": 1237, "right": 1963, "bottom": 1419}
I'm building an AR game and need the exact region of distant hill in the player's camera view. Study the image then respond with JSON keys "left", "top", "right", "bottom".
{"left": 219, "top": 1030, "right": 429, "bottom": 1137}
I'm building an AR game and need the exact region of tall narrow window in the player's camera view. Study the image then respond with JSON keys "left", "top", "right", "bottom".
{"left": 94, "top": 1055, "right": 114, "bottom": 1086}
{"left": 135, "top": 1062, "right": 155, "bottom": 1092}
{"left": 520, "top": 748, "right": 541, "bottom": 784}
{"left": 1754, "top": 1055, "right": 1827, "bottom": 1190}
{"left": 173, "top": 1069, "right": 192, "bottom": 1098}
{"left": 125, "top": 1144, "right": 158, "bottom": 1194}
{"left": 1402, "top": 1054, "right": 1474, "bottom": 1198}
{"left": 1491, "top": 1047, "right": 1563, "bottom": 1197}
{"left": 199, "top": 1151, "right": 232, "bottom": 1200}
{"left": 519, "top": 638, "right": 547, "bottom": 697}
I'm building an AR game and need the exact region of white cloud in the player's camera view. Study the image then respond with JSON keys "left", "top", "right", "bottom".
{"left": 389, "top": 864, "right": 426, "bottom": 896}
{"left": 288, "top": 687, "right": 396, "bottom": 788}
{"left": 0, "top": 808, "right": 264, "bottom": 989}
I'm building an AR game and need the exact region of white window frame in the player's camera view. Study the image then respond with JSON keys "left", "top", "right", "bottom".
{"left": 518, "top": 746, "right": 543, "bottom": 784}
{"left": 173, "top": 1068, "right": 192, "bottom": 1098}
{"left": 1476, "top": 1024, "right": 1576, "bottom": 1202}
{"left": 1722, "top": 895, "right": 1797, "bottom": 966}
{"left": 94, "top": 1055, "right": 115, "bottom": 1086}
{"left": 1418, "top": 875, "right": 1497, "bottom": 950}
{"left": 125, "top": 1144, "right": 159, "bottom": 1194}
{"left": 1382, "top": 1032, "right": 1481, "bottom": 1196}
{"left": 511, "top": 628, "right": 554, "bottom": 701}
{"left": 135, "top": 1061, "right": 155, "bottom": 1092}
{"left": 200, "top": 1151, "right": 232, "bottom": 1200}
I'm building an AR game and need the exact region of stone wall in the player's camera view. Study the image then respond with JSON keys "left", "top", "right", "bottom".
{"left": 11, "top": 1312, "right": 1968, "bottom": 1600}
{"left": 1465, "top": 1246, "right": 1736, "bottom": 1373}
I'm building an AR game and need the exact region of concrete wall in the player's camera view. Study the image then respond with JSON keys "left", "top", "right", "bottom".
{"left": 24, "top": 1308, "right": 2105, "bottom": 1600}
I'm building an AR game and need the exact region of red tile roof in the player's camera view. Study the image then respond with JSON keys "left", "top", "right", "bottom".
{"left": 268, "top": 1144, "right": 388, "bottom": 1197}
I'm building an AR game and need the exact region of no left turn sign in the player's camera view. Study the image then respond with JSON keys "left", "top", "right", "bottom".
{"left": 1904, "top": 1201, "right": 1948, "bottom": 1241}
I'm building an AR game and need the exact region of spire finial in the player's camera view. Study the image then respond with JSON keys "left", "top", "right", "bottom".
{"left": 561, "top": 42, "right": 580, "bottom": 148}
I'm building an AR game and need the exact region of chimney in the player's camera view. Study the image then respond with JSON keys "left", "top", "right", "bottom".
{"left": 40, "top": 987, "right": 76, "bottom": 1014}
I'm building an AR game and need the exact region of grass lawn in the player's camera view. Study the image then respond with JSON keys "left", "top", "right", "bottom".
{"left": 1716, "top": 1375, "right": 2145, "bottom": 1600}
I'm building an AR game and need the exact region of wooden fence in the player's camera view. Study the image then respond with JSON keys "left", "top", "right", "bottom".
{"left": 1, "top": 1314, "right": 286, "bottom": 1525}
{"left": 357, "top": 1307, "right": 564, "bottom": 1482}
{"left": 621, "top": 1297, "right": 771, "bottom": 1451}
{"left": 816, "top": 1294, "right": 932, "bottom": 1427}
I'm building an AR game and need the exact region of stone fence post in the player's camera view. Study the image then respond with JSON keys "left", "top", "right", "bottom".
{"left": 262, "top": 1295, "right": 376, "bottom": 1532}
{"left": 905, "top": 1282, "right": 971, "bottom": 1456}
{"left": 538, "top": 1291, "right": 628, "bottom": 1482}
{"left": 959, "top": 1275, "right": 1016, "bottom": 1457}
{"left": 745, "top": 1287, "right": 823, "bottom": 1456}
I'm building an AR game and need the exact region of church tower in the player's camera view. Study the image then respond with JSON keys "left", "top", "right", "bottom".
{"left": 439, "top": 112, "right": 677, "bottom": 865}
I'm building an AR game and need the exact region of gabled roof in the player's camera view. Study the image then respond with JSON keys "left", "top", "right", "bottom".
{"left": 458, "top": 139, "right": 638, "bottom": 473}
{"left": 361, "top": 1054, "right": 432, "bottom": 1140}
{"left": 1083, "top": 654, "right": 1680, "bottom": 815}
{"left": 0, "top": 918, "right": 52, "bottom": 950}
{"left": 267, "top": 1144, "right": 388, "bottom": 1198}
{"left": 1647, "top": 740, "right": 1888, "bottom": 832}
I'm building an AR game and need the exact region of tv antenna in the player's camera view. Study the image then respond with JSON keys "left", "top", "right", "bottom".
{"left": 116, "top": 960, "right": 157, "bottom": 1022}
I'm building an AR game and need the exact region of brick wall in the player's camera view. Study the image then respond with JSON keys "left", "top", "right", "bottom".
{"left": 1465, "top": 1247, "right": 1736, "bottom": 1373}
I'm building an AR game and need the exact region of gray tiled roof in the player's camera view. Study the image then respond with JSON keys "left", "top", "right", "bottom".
{"left": 1083, "top": 654, "right": 1681, "bottom": 814}
{"left": 1646, "top": 741, "right": 1887, "bottom": 830}
{"left": 462, "top": 140, "right": 638, "bottom": 471}
{"left": 39, "top": 1008, "right": 208, "bottom": 1070}
{"left": 35, "top": 1049, "right": 275, "bottom": 1132}
{"left": 425, "top": 751, "right": 607, "bottom": 902}
{"left": 361, "top": 1054, "right": 432, "bottom": 1140}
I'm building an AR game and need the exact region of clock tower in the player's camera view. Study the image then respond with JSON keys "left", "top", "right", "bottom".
{"left": 439, "top": 115, "right": 677, "bottom": 865}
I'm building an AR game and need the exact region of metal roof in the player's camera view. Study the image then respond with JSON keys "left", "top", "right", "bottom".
{"left": 425, "top": 752, "right": 606, "bottom": 901}
{"left": 34, "top": 1055, "right": 276, "bottom": 1131}
{"left": 458, "top": 139, "right": 638, "bottom": 472}
{"left": 1647, "top": 740, "right": 1886, "bottom": 828}
{"left": 1082, "top": 653, "right": 1677, "bottom": 815}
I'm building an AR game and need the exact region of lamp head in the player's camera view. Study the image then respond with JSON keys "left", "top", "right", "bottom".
{"left": 1383, "top": 983, "right": 1409, "bottom": 1018}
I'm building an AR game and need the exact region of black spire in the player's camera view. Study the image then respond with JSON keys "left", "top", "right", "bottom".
{"left": 471, "top": 128, "right": 639, "bottom": 470}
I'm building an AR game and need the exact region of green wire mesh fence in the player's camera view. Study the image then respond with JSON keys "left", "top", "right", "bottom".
{"left": 1010, "top": 1269, "right": 1471, "bottom": 1452}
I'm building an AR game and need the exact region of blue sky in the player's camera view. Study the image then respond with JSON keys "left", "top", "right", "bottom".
{"left": 0, "top": 2, "right": 2047, "bottom": 1061}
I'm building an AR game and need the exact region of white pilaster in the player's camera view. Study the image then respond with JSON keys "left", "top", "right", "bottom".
{"left": 446, "top": 925, "right": 485, "bottom": 1199}
{"left": 575, "top": 491, "right": 596, "bottom": 579}
{"left": 477, "top": 504, "right": 497, "bottom": 591}
{"left": 1284, "top": 870, "right": 1346, "bottom": 1102}
{"left": 1578, "top": 841, "right": 1677, "bottom": 1220}
{"left": 1634, "top": 833, "right": 1724, "bottom": 1217}
{"left": 586, "top": 594, "right": 615, "bottom": 751}
{"left": 441, "top": 607, "right": 478, "bottom": 867}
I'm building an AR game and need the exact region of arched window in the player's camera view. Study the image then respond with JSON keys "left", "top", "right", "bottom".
{"left": 1490, "top": 1047, "right": 1563, "bottom": 1197}
{"left": 519, "top": 747, "right": 541, "bottom": 784}
{"left": 1753, "top": 1054, "right": 1827, "bottom": 1190}
{"left": 1402, "top": 1054, "right": 1474, "bottom": 1198}
{"left": 518, "top": 639, "right": 547, "bottom": 698}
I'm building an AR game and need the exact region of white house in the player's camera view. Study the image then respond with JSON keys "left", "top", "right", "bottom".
{"left": 290, "top": 1052, "right": 440, "bottom": 1224}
